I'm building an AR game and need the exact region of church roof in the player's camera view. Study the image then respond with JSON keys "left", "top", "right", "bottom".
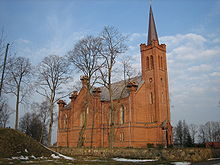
{"left": 147, "top": 6, "right": 159, "bottom": 45}
{"left": 63, "top": 76, "right": 143, "bottom": 109}
{"left": 100, "top": 76, "right": 143, "bottom": 101}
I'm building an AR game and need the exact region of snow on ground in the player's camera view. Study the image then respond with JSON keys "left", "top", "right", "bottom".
{"left": 51, "top": 154, "right": 60, "bottom": 159}
{"left": 42, "top": 144, "right": 75, "bottom": 160}
{"left": 208, "top": 158, "right": 220, "bottom": 161}
{"left": 50, "top": 153, "right": 74, "bottom": 160}
{"left": 57, "top": 153, "right": 75, "bottom": 160}
{"left": 11, "top": 155, "right": 29, "bottom": 160}
{"left": 171, "top": 162, "right": 191, "bottom": 165}
{"left": 112, "top": 158, "right": 157, "bottom": 162}
{"left": 30, "top": 155, "right": 36, "bottom": 159}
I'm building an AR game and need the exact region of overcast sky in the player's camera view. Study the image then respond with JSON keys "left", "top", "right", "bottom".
{"left": 1, "top": 0, "right": 220, "bottom": 141}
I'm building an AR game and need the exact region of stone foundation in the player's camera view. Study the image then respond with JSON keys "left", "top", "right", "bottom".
{"left": 50, "top": 147, "right": 220, "bottom": 162}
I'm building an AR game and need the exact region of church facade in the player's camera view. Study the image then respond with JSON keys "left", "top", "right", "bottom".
{"left": 57, "top": 6, "right": 173, "bottom": 148}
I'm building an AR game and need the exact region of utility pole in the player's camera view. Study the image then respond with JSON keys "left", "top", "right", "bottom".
{"left": 0, "top": 43, "right": 10, "bottom": 98}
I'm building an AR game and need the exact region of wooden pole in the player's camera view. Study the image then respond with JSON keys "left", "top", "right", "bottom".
{"left": 0, "top": 43, "right": 9, "bottom": 98}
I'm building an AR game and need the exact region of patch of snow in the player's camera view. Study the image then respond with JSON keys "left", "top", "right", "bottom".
{"left": 12, "top": 155, "right": 29, "bottom": 160}
{"left": 171, "top": 162, "right": 191, "bottom": 165}
{"left": 51, "top": 154, "right": 60, "bottom": 159}
{"left": 58, "top": 153, "right": 74, "bottom": 160}
{"left": 20, "top": 156, "right": 29, "bottom": 160}
{"left": 43, "top": 145, "right": 74, "bottom": 160}
{"left": 112, "top": 158, "right": 157, "bottom": 162}
{"left": 30, "top": 155, "right": 36, "bottom": 159}
{"left": 25, "top": 149, "right": 28, "bottom": 153}
{"left": 208, "top": 158, "right": 220, "bottom": 161}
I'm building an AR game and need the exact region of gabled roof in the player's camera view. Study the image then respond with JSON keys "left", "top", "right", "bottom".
{"left": 100, "top": 76, "right": 143, "bottom": 101}
{"left": 63, "top": 76, "right": 143, "bottom": 109}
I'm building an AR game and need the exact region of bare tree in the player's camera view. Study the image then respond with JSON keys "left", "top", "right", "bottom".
{"left": 198, "top": 124, "right": 207, "bottom": 144}
{"left": 120, "top": 55, "right": 137, "bottom": 83}
{"left": 198, "top": 121, "right": 220, "bottom": 143}
{"left": 0, "top": 98, "right": 13, "bottom": 128}
{"left": 189, "top": 124, "right": 198, "bottom": 145}
{"left": 118, "top": 55, "right": 138, "bottom": 98}
{"left": 68, "top": 35, "right": 103, "bottom": 88}
{"left": 4, "top": 56, "right": 32, "bottom": 130}
{"left": 31, "top": 100, "right": 50, "bottom": 144}
{"left": 212, "top": 121, "right": 220, "bottom": 142}
{"left": 68, "top": 35, "right": 104, "bottom": 148}
{"left": 98, "top": 26, "right": 127, "bottom": 148}
{"left": 37, "top": 55, "right": 70, "bottom": 146}
{"left": 19, "top": 112, "right": 48, "bottom": 144}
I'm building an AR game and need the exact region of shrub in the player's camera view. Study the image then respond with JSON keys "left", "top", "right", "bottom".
{"left": 147, "top": 143, "right": 154, "bottom": 148}
{"left": 156, "top": 144, "right": 164, "bottom": 149}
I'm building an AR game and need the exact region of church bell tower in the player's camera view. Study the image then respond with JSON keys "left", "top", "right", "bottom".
{"left": 140, "top": 5, "right": 171, "bottom": 124}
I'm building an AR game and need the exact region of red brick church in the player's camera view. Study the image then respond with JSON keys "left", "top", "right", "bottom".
{"left": 57, "top": 6, "right": 172, "bottom": 148}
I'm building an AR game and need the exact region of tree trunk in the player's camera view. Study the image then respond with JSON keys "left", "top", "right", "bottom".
{"left": 77, "top": 113, "right": 87, "bottom": 148}
{"left": 90, "top": 107, "right": 95, "bottom": 148}
{"left": 48, "top": 92, "right": 55, "bottom": 146}
{"left": 108, "top": 85, "right": 115, "bottom": 148}
{"left": 47, "top": 102, "right": 53, "bottom": 146}
{"left": 15, "top": 86, "right": 20, "bottom": 130}
{"left": 39, "top": 124, "right": 44, "bottom": 144}
{"left": 77, "top": 90, "right": 89, "bottom": 148}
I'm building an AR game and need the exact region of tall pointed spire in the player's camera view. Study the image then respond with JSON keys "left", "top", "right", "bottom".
{"left": 147, "top": 5, "right": 159, "bottom": 45}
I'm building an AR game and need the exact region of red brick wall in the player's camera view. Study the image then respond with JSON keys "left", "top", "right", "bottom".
{"left": 57, "top": 41, "right": 172, "bottom": 148}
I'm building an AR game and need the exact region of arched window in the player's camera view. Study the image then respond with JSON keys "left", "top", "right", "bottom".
{"left": 149, "top": 92, "right": 153, "bottom": 104}
{"left": 150, "top": 56, "right": 154, "bottom": 69}
{"left": 120, "top": 106, "right": 125, "bottom": 124}
{"left": 146, "top": 57, "right": 149, "bottom": 70}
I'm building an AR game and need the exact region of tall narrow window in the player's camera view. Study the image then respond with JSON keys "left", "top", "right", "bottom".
{"left": 158, "top": 56, "right": 161, "bottom": 69}
{"left": 162, "top": 92, "right": 164, "bottom": 104}
{"left": 120, "top": 106, "right": 125, "bottom": 124}
{"left": 64, "top": 114, "right": 68, "bottom": 129}
{"left": 146, "top": 57, "right": 149, "bottom": 70}
{"left": 150, "top": 92, "right": 153, "bottom": 104}
{"left": 109, "top": 108, "right": 112, "bottom": 125}
{"left": 161, "top": 78, "right": 164, "bottom": 87}
{"left": 80, "top": 111, "right": 85, "bottom": 126}
{"left": 161, "top": 57, "right": 163, "bottom": 69}
{"left": 120, "top": 132, "right": 124, "bottom": 142}
{"left": 150, "top": 56, "right": 154, "bottom": 69}
{"left": 86, "top": 107, "right": 89, "bottom": 114}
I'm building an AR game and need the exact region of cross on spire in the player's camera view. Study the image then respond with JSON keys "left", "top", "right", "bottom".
{"left": 147, "top": 5, "right": 159, "bottom": 45}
